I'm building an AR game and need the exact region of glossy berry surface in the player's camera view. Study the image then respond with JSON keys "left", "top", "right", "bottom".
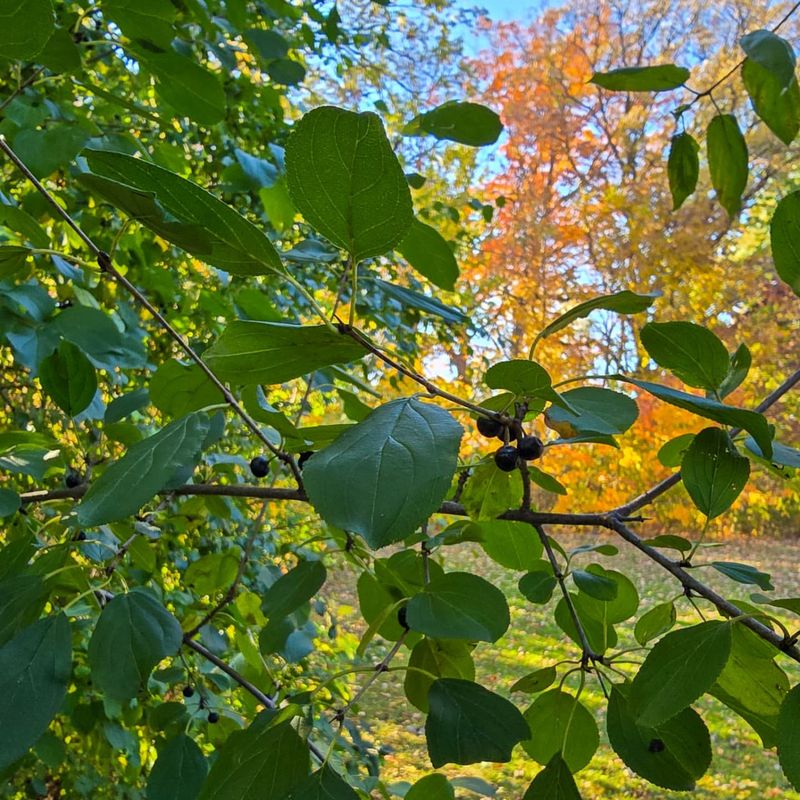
{"left": 207, "top": 711, "right": 220, "bottom": 724}
{"left": 518, "top": 436, "right": 545, "bottom": 461}
{"left": 476, "top": 416, "right": 503, "bottom": 438}
{"left": 182, "top": 686, "right": 194, "bottom": 698}
{"left": 65, "top": 471, "right": 82, "bottom": 488}
{"left": 494, "top": 445, "right": 519, "bottom": 472}
{"left": 249, "top": 456, "right": 269, "bottom": 478}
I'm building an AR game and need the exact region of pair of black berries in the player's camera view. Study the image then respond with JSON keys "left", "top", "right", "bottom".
{"left": 182, "top": 686, "right": 219, "bottom": 723}
{"left": 476, "top": 416, "right": 544, "bottom": 472}
{"left": 250, "top": 451, "right": 314, "bottom": 478}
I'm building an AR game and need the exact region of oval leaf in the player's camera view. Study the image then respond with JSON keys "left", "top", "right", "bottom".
{"left": 706, "top": 114, "right": 748, "bottom": 217}
{"left": 668, "top": 132, "right": 700, "bottom": 210}
{"left": 147, "top": 734, "right": 208, "bottom": 800}
{"left": 590, "top": 64, "right": 690, "bottom": 91}
{"left": 397, "top": 218, "right": 459, "bottom": 290}
{"left": 403, "top": 101, "right": 503, "bottom": 146}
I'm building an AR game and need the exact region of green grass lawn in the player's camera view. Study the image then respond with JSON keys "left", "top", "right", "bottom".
{"left": 340, "top": 532, "right": 800, "bottom": 799}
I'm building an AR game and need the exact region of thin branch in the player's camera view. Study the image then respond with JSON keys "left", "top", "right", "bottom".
{"left": 0, "top": 136, "right": 303, "bottom": 487}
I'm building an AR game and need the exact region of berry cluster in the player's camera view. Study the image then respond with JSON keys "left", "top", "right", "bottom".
{"left": 476, "top": 415, "right": 544, "bottom": 472}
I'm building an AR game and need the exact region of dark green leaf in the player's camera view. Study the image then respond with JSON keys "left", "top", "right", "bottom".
{"left": 745, "top": 436, "right": 800, "bottom": 468}
{"left": 0, "top": 245, "right": 31, "bottom": 277}
{"left": 262, "top": 560, "right": 327, "bottom": 620}
{"left": 478, "top": 520, "right": 544, "bottom": 571}
{"left": 266, "top": 58, "right": 306, "bottom": 86}
{"left": 656, "top": 434, "right": 695, "bottom": 468}
{"left": 681, "top": 428, "right": 750, "bottom": 518}
{"left": 245, "top": 29, "right": 289, "bottom": 61}
{"left": 397, "top": 219, "right": 459, "bottom": 290}
{"left": 150, "top": 359, "right": 224, "bottom": 418}
{"left": 740, "top": 30, "right": 796, "bottom": 89}
{"left": 545, "top": 387, "right": 638, "bottom": 437}
{"left": 406, "top": 572, "right": 510, "bottom": 642}
{"left": 404, "top": 638, "right": 475, "bottom": 712}
{"left": 634, "top": 602, "right": 676, "bottom": 646}
{"left": 204, "top": 321, "right": 364, "bottom": 385}
{"left": 82, "top": 150, "right": 283, "bottom": 276}
{"left": 522, "top": 689, "right": 599, "bottom": 771}
{"left": 461, "top": 462, "right": 523, "bottom": 520}
{"left": 403, "top": 101, "right": 503, "bottom": 146}
{"left": 628, "top": 620, "right": 732, "bottom": 727}
{"left": 89, "top": 589, "right": 182, "bottom": 701}
{"left": 0, "top": 574, "right": 48, "bottom": 647}
{"left": 573, "top": 564, "right": 618, "bottom": 601}
{"left": 779, "top": 684, "right": 800, "bottom": 789}
{"left": 535, "top": 291, "right": 657, "bottom": 342}
{"left": 104, "top": 0, "right": 175, "bottom": 48}
{"left": 607, "top": 683, "right": 711, "bottom": 791}
{"left": 640, "top": 321, "right": 729, "bottom": 391}
{"left": 0, "top": 488, "right": 20, "bottom": 518}
{"left": 518, "top": 567, "right": 557, "bottom": 605}
{"left": 0, "top": 0, "right": 55, "bottom": 59}
{"left": 742, "top": 59, "right": 800, "bottom": 145}
{"left": 285, "top": 766, "right": 359, "bottom": 799}
{"left": 303, "top": 398, "right": 462, "bottom": 548}
{"left": 425, "top": 678, "right": 529, "bottom": 767}
{"left": 14, "top": 124, "right": 89, "bottom": 179}
{"left": 718, "top": 343, "right": 752, "bottom": 399}
{"left": 770, "top": 190, "right": 800, "bottom": 297}
{"left": 511, "top": 666, "right": 557, "bottom": 695}
{"left": 485, "top": 360, "right": 567, "bottom": 409}
{"left": 147, "top": 734, "right": 208, "bottom": 800}
{"left": 706, "top": 114, "right": 748, "bottom": 217}
{"left": 38, "top": 341, "right": 97, "bottom": 417}
{"left": 185, "top": 551, "right": 239, "bottom": 596}
{"left": 77, "top": 413, "right": 210, "bottom": 526}
{"left": 710, "top": 561, "right": 773, "bottom": 590}
{"left": 285, "top": 106, "right": 413, "bottom": 261}
{"left": 622, "top": 378, "right": 773, "bottom": 459}
{"left": 371, "top": 279, "right": 468, "bottom": 325}
{"left": 406, "top": 773, "right": 454, "bottom": 800}
{"left": 522, "top": 755, "right": 582, "bottom": 800}
{"left": 668, "top": 132, "right": 700, "bottom": 210}
{"left": 590, "top": 65, "right": 690, "bottom": 91}
{"left": 198, "top": 716, "right": 309, "bottom": 800}
{"left": 0, "top": 614, "right": 71, "bottom": 771}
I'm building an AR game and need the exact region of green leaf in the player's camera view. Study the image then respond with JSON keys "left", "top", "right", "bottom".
{"left": 710, "top": 561, "right": 773, "bottom": 590}
{"left": 511, "top": 666, "right": 557, "bottom": 695}
{"left": 528, "top": 465, "right": 567, "bottom": 495}
{"left": 745, "top": 436, "right": 800, "bottom": 468}
{"left": 198, "top": 716, "right": 309, "bottom": 800}
{"left": 204, "top": 321, "right": 364, "bottom": 385}
{"left": 406, "top": 572, "right": 510, "bottom": 642}
{"left": 718, "top": 343, "right": 752, "bottom": 399}
{"left": 545, "top": 387, "right": 638, "bottom": 437}
{"left": 89, "top": 589, "right": 181, "bottom": 701}
{"left": 285, "top": 106, "right": 413, "bottom": 261}
{"left": 628, "top": 620, "right": 732, "bottom": 727}
{"left": 519, "top": 567, "right": 558, "bottom": 605}
{"left": 711, "top": 625, "right": 788, "bottom": 748}
{"left": 0, "top": 245, "right": 32, "bottom": 277}
{"left": 667, "top": 133, "right": 700, "bottom": 210}
{"left": 147, "top": 734, "right": 208, "bottom": 800}
{"left": 522, "top": 689, "right": 599, "bottom": 771}
{"left": 573, "top": 564, "right": 618, "bottom": 601}
{"left": 406, "top": 773, "right": 454, "bottom": 800}
{"left": 590, "top": 65, "right": 690, "bottom": 91}
{"left": 485, "top": 360, "right": 567, "bottom": 408}
{"left": 779, "top": 684, "right": 800, "bottom": 789}
{"left": 266, "top": 58, "right": 306, "bottom": 86}
{"left": 706, "top": 114, "right": 748, "bottom": 217}
{"left": 396, "top": 218, "right": 459, "bottom": 290}
{"left": 403, "top": 101, "right": 503, "bottom": 146}
{"left": 245, "top": 28, "right": 289, "bottom": 61}
{"left": 536, "top": 290, "right": 658, "bottom": 342}
{"left": 681, "top": 427, "right": 750, "bottom": 518}
{"left": 622, "top": 378, "right": 773, "bottom": 459}
{"left": 38, "top": 341, "right": 97, "bottom": 417}
{"left": 0, "top": 488, "right": 20, "bottom": 518}
{"left": 77, "top": 413, "right": 210, "bottom": 526}
{"left": 607, "top": 683, "right": 711, "bottom": 791}
{"left": 285, "top": 766, "right": 359, "bottom": 799}
{"left": 104, "top": 0, "right": 175, "bottom": 48}
{"left": 404, "top": 638, "right": 475, "bottom": 712}
{"left": 371, "top": 279, "right": 468, "bottom": 325}
{"left": 770, "top": 191, "right": 800, "bottom": 297}
{"left": 742, "top": 59, "right": 800, "bottom": 145}
{"left": 0, "top": 614, "right": 71, "bottom": 771}
{"left": 634, "top": 602, "right": 676, "bottom": 646}
{"left": 740, "top": 30, "right": 796, "bottom": 89}
{"left": 522, "top": 755, "right": 582, "bottom": 800}
{"left": 303, "top": 398, "right": 462, "bottom": 548}
{"left": 13, "top": 124, "right": 89, "bottom": 179}
{"left": 262, "top": 560, "right": 326, "bottom": 620}
{"left": 150, "top": 360, "right": 223, "bottom": 418}
{"left": 640, "top": 321, "right": 729, "bottom": 391}
{"left": 657, "top": 433, "right": 695, "bottom": 467}
{"left": 425, "top": 678, "right": 529, "bottom": 767}
{"left": 185, "top": 551, "right": 239, "bottom": 596}
{"left": 82, "top": 150, "right": 284, "bottom": 276}
{"left": 461, "top": 462, "right": 522, "bottom": 520}
{"left": 478, "top": 520, "right": 543, "bottom": 571}
{"left": 0, "top": 0, "right": 54, "bottom": 59}
{"left": 0, "top": 574, "right": 49, "bottom": 647}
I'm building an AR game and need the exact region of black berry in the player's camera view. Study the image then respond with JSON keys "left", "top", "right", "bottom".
{"left": 298, "top": 451, "right": 314, "bottom": 469}
{"left": 182, "top": 686, "right": 194, "bottom": 698}
{"left": 249, "top": 456, "right": 269, "bottom": 478}
{"left": 476, "top": 416, "right": 502, "bottom": 438}
{"left": 207, "top": 711, "right": 219, "bottom": 724}
{"left": 494, "top": 445, "right": 518, "bottom": 472}
{"left": 397, "top": 605, "right": 409, "bottom": 630}
{"left": 65, "top": 470, "right": 82, "bottom": 489}
{"left": 648, "top": 738, "right": 665, "bottom": 753}
{"left": 518, "top": 436, "right": 545, "bottom": 461}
